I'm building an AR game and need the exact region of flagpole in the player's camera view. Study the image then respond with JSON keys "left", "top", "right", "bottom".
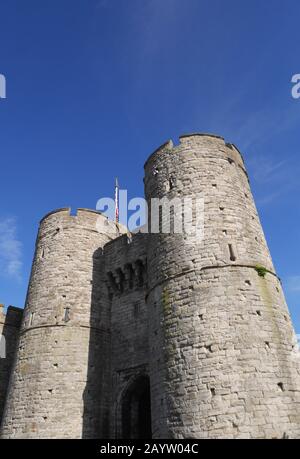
{"left": 115, "top": 177, "right": 119, "bottom": 224}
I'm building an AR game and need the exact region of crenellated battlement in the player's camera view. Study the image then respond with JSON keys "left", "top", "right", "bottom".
{"left": 38, "top": 207, "right": 127, "bottom": 243}
{"left": 40, "top": 207, "right": 71, "bottom": 223}
{"left": 144, "top": 140, "right": 173, "bottom": 169}
{"left": 179, "top": 132, "right": 225, "bottom": 141}
{"left": 0, "top": 305, "right": 23, "bottom": 327}
{"left": 40, "top": 206, "right": 121, "bottom": 226}
{"left": 104, "top": 231, "right": 148, "bottom": 297}
{"left": 144, "top": 133, "right": 246, "bottom": 176}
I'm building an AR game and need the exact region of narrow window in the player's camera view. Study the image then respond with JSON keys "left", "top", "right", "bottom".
{"left": 277, "top": 382, "right": 284, "bottom": 392}
{"left": 116, "top": 268, "right": 125, "bottom": 293}
{"left": 169, "top": 176, "right": 175, "bottom": 190}
{"left": 29, "top": 312, "right": 35, "bottom": 326}
{"left": 63, "top": 307, "right": 70, "bottom": 323}
{"left": 107, "top": 272, "right": 118, "bottom": 293}
{"left": 159, "top": 206, "right": 163, "bottom": 233}
{"left": 228, "top": 244, "right": 236, "bottom": 261}
{"left": 170, "top": 205, "right": 174, "bottom": 234}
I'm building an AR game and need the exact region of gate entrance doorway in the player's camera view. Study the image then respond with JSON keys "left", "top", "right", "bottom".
{"left": 121, "top": 375, "right": 152, "bottom": 439}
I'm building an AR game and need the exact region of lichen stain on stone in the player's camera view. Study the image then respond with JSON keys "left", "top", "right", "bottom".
{"left": 162, "top": 288, "right": 171, "bottom": 314}
{"left": 161, "top": 288, "right": 178, "bottom": 364}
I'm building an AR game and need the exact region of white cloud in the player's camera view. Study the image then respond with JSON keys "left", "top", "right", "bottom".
{"left": 256, "top": 189, "right": 285, "bottom": 206}
{"left": 249, "top": 158, "right": 287, "bottom": 184}
{"left": 285, "top": 276, "right": 300, "bottom": 293}
{"left": 0, "top": 217, "right": 23, "bottom": 281}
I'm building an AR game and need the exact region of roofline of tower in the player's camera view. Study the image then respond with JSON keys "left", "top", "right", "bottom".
{"left": 230, "top": 143, "right": 245, "bottom": 163}
{"left": 144, "top": 140, "right": 173, "bottom": 169}
{"left": 40, "top": 207, "right": 109, "bottom": 224}
{"left": 39, "top": 207, "right": 128, "bottom": 235}
{"left": 77, "top": 207, "right": 104, "bottom": 216}
{"left": 179, "top": 132, "right": 224, "bottom": 140}
{"left": 144, "top": 133, "right": 226, "bottom": 169}
{"left": 40, "top": 208, "right": 71, "bottom": 223}
{"left": 6, "top": 306, "right": 23, "bottom": 312}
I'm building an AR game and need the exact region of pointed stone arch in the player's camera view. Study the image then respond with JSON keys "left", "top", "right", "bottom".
{"left": 117, "top": 374, "right": 152, "bottom": 439}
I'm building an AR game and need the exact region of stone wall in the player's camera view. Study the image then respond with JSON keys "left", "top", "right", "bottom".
{"left": 0, "top": 209, "right": 124, "bottom": 438}
{"left": 103, "top": 232, "right": 149, "bottom": 438}
{"left": 0, "top": 305, "right": 22, "bottom": 425}
{"left": 1, "top": 133, "right": 299, "bottom": 439}
{"left": 144, "top": 133, "right": 300, "bottom": 439}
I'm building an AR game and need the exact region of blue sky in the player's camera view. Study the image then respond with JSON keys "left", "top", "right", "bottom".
{"left": 0, "top": 0, "right": 299, "bottom": 332}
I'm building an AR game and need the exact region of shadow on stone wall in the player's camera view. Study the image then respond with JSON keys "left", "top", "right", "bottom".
{"left": 82, "top": 248, "right": 111, "bottom": 439}
{"left": 0, "top": 306, "right": 22, "bottom": 426}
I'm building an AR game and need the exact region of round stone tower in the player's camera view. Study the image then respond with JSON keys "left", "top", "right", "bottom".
{"left": 144, "top": 134, "right": 300, "bottom": 439}
{"left": 0, "top": 208, "right": 121, "bottom": 438}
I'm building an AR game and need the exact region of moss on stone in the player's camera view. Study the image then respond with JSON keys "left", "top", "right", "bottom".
{"left": 254, "top": 265, "right": 268, "bottom": 278}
